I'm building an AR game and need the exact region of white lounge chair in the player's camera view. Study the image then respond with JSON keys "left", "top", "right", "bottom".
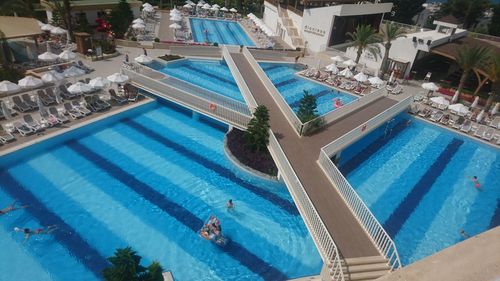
{"left": 460, "top": 120, "right": 472, "bottom": 133}
{"left": 482, "top": 127, "right": 495, "bottom": 141}
{"left": 474, "top": 125, "right": 487, "bottom": 138}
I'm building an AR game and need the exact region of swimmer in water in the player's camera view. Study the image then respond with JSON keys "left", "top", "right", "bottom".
{"left": 15, "top": 225, "right": 58, "bottom": 241}
{"left": 226, "top": 199, "right": 234, "bottom": 210}
{"left": 471, "top": 176, "right": 481, "bottom": 190}
{"left": 0, "top": 201, "right": 28, "bottom": 216}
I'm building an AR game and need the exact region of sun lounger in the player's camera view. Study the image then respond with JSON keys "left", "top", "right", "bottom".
{"left": 418, "top": 108, "right": 431, "bottom": 118}
{"left": 482, "top": 127, "right": 495, "bottom": 141}
{"left": 12, "top": 96, "right": 32, "bottom": 112}
{"left": 474, "top": 125, "right": 487, "bottom": 138}
{"left": 391, "top": 85, "right": 403, "bottom": 95}
{"left": 77, "top": 60, "right": 94, "bottom": 73}
{"left": 452, "top": 116, "right": 465, "bottom": 129}
{"left": 94, "top": 95, "right": 111, "bottom": 110}
{"left": 23, "top": 114, "right": 45, "bottom": 132}
{"left": 109, "top": 89, "right": 127, "bottom": 104}
{"left": 489, "top": 116, "right": 500, "bottom": 129}
{"left": 437, "top": 103, "right": 448, "bottom": 110}
{"left": 84, "top": 78, "right": 91, "bottom": 84}
{"left": 84, "top": 96, "right": 101, "bottom": 112}
{"left": 21, "top": 94, "right": 38, "bottom": 109}
{"left": 429, "top": 110, "right": 443, "bottom": 122}
{"left": 40, "top": 108, "right": 61, "bottom": 127}
{"left": 440, "top": 114, "right": 451, "bottom": 125}
{"left": 460, "top": 120, "right": 472, "bottom": 133}
{"left": 37, "top": 90, "right": 55, "bottom": 106}
{"left": 14, "top": 121, "right": 34, "bottom": 136}
{"left": 0, "top": 124, "right": 15, "bottom": 143}
{"left": 63, "top": 102, "right": 84, "bottom": 119}
{"left": 48, "top": 107, "right": 69, "bottom": 123}
{"left": 59, "top": 85, "right": 77, "bottom": 99}
{"left": 71, "top": 100, "right": 92, "bottom": 115}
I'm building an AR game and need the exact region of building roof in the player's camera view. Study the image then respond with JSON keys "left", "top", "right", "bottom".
{"left": 431, "top": 36, "right": 500, "bottom": 60}
{"left": 436, "top": 15, "right": 462, "bottom": 25}
{"left": 41, "top": 0, "right": 142, "bottom": 11}
{"left": 0, "top": 16, "right": 43, "bottom": 39}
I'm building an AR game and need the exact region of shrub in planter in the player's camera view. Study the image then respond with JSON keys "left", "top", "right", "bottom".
{"left": 131, "top": 37, "right": 137, "bottom": 41}
{"left": 213, "top": 42, "right": 218, "bottom": 46}
{"left": 95, "top": 39, "right": 116, "bottom": 54}
{"left": 154, "top": 37, "right": 160, "bottom": 42}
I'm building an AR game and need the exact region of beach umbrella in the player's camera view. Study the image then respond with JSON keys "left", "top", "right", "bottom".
{"left": 202, "top": 3, "right": 211, "bottom": 9}
{"left": 368, "top": 76, "right": 384, "bottom": 86}
{"left": 68, "top": 82, "right": 92, "bottom": 94}
{"left": 37, "top": 20, "right": 44, "bottom": 27}
{"left": 339, "top": 68, "right": 353, "bottom": 78}
{"left": 477, "top": 109, "right": 485, "bottom": 123}
{"left": 88, "top": 77, "right": 110, "bottom": 89}
{"left": 451, "top": 89, "right": 460, "bottom": 103}
{"left": 230, "top": 8, "right": 237, "bottom": 12}
{"left": 471, "top": 96, "right": 479, "bottom": 108}
{"left": 132, "top": 22, "right": 146, "bottom": 30}
{"left": 169, "top": 23, "right": 182, "bottom": 29}
{"left": 220, "top": 7, "right": 228, "bottom": 11}
{"left": 1, "top": 100, "right": 12, "bottom": 119}
{"left": 354, "top": 72, "right": 368, "bottom": 82}
{"left": 185, "top": 0, "right": 195, "bottom": 4}
{"left": 41, "top": 72, "right": 63, "bottom": 83}
{"left": 143, "top": 2, "right": 152, "bottom": 7}
{"left": 0, "top": 80, "right": 21, "bottom": 94}
{"left": 421, "top": 82, "right": 439, "bottom": 91}
{"left": 38, "top": 42, "right": 58, "bottom": 62}
{"left": 170, "top": 15, "right": 182, "bottom": 21}
{"left": 247, "top": 13, "right": 255, "bottom": 18}
{"left": 18, "top": 76, "right": 43, "bottom": 88}
{"left": 143, "top": 5, "right": 154, "bottom": 12}
{"left": 325, "top": 64, "right": 338, "bottom": 74}
{"left": 50, "top": 27, "right": 66, "bottom": 35}
{"left": 170, "top": 8, "right": 180, "bottom": 14}
{"left": 211, "top": 6, "right": 219, "bottom": 11}
{"left": 331, "top": 55, "right": 344, "bottom": 63}
{"left": 63, "top": 66, "right": 85, "bottom": 78}
{"left": 448, "top": 103, "right": 469, "bottom": 115}
{"left": 58, "top": 49, "right": 77, "bottom": 61}
{"left": 133, "top": 18, "right": 145, "bottom": 24}
{"left": 212, "top": 4, "right": 220, "bottom": 8}
{"left": 197, "top": 2, "right": 204, "bottom": 7}
{"left": 107, "top": 73, "right": 129, "bottom": 84}
{"left": 183, "top": 4, "right": 192, "bottom": 8}
{"left": 41, "top": 23, "right": 54, "bottom": 31}
{"left": 430, "top": 96, "right": 450, "bottom": 107}
{"left": 343, "top": 59, "right": 357, "bottom": 68}
{"left": 491, "top": 102, "right": 499, "bottom": 115}
{"left": 135, "top": 54, "right": 153, "bottom": 64}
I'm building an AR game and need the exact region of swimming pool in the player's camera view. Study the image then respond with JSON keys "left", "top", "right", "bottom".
{"left": 260, "top": 63, "right": 358, "bottom": 116}
{"left": 339, "top": 115, "right": 500, "bottom": 265}
{"left": 190, "top": 18, "right": 255, "bottom": 46}
{"left": 150, "top": 59, "right": 245, "bottom": 103}
{"left": 0, "top": 100, "right": 322, "bottom": 281}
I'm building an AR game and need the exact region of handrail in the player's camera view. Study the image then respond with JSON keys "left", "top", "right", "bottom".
{"left": 318, "top": 97, "right": 414, "bottom": 271}
{"left": 122, "top": 67, "right": 252, "bottom": 129}
{"left": 240, "top": 47, "right": 304, "bottom": 135}
{"left": 381, "top": 20, "right": 431, "bottom": 34}
{"left": 222, "top": 46, "right": 258, "bottom": 110}
{"left": 267, "top": 132, "right": 344, "bottom": 281}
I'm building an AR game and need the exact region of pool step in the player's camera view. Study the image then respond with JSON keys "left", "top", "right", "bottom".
{"left": 341, "top": 256, "right": 391, "bottom": 281}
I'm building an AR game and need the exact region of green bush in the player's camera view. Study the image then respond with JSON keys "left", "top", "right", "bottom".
{"left": 94, "top": 39, "right": 116, "bottom": 54}
{"left": 154, "top": 37, "right": 160, "bottom": 42}
{"left": 244, "top": 105, "right": 270, "bottom": 152}
{"left": 103, "top": 247, "right": 164, "bottom": 281}
{"left": 0, "top": 66, "right": 24, "bottom": 83}
{"left": 108, "top": 0, "right": 134, "bottom": 39}
{"left": 213, "top": 42, "right": 219, "bottom": 46}
{"left": 131, "top": 37, "right": 137, "bottom": 41}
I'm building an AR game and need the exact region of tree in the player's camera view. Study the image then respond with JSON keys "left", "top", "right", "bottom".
{"left": 0, "top": 0, "right": 33, "bottom": 17}
{"left": 346, "top": 24, "right": 381, "bottom": 64}
{"left": 484, "top": 55, "right": 500, "bottom": 111}
{"left": 296, "top": 90, "right": 319, "bottom": 123}
{"left": 385, "top": 0, "right": 426, "bottom": 25}
{"left": 108, "top": 0, "right": 134, "bottom": 39}
{"left": 63, "top": 0, "right": 73, "bottom": 39}
{"left": 102, "top": 247, "right": 164, "bottom": 281}
{"left": 435, "top": 0, "right": 490, "bottom": 29}
{"left": 489, "top": 4, "right": 500, "bottom": 36}
{"left": 244, "top": 105, "right": 270, "bottom": 152}
{"left": 455, "top": 46, "right": 491, "bottom": 97}
{"left": 377, "top": 22, "right": 406, "bottom": 78}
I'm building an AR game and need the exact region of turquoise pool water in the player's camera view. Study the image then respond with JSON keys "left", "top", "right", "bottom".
{"left": 339, "top": 115, "right": 500, "bottom": 265}
{"left": 260, "top": 63, "right": 358, "bottom": 116}
{"left": 150, "top": 59, "right": 245, "bottom": 103}
{"left": 0, "top": 100, "right": 322, "bottom": 281}
{"left": 190, "top": 18, "right": 255, "bottom": 46}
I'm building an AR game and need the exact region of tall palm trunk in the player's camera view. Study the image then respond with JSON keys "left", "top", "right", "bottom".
{"left": 457, "top": 71, "right": 468, "bottom": 96}
{"left": 63, "top": 0, "right": 72, "bottom": 39}
{"left": 355, "top": 47, "right": 362, "bottom": 63}
{"left": 379, "top": 42, "right": 391, "bottom": 78}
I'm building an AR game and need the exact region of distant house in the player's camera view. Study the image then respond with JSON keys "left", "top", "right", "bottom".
{"left": 40, "top": 0, "right": 142, "bottom": 26}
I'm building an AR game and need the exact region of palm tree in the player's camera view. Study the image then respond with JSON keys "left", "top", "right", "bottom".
{"left": 346, "top": 24, "right": 381, "bottom": 64}
{"left": 455, "top": 46, "right": 491, "bottom": 97}
{"left": 0, "top": 0, "right": 33, "bottom": 17}
{"left": 377, "top": 22, "right": 406, "bottom": 78}
{"left": 63, "top": 0, "right": 73, "bottom": 39}
{"left": 484, "top": 55, "right": 500, "bottom": 111}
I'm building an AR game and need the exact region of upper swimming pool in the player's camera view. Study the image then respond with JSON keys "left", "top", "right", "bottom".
{"left": 190, "top": 18, "right": 255, "bottom": 46}
{"left": 150, "top": 59, "right": 245, "bottom": 103}
{"left": 260, "top": 63, "right": 357, "bottom": 116}
{"left": 0, "top": 99, "right": 322, "bottom": 281}
{"left": 339, "top": 114, "right": 500, "bottom": 265}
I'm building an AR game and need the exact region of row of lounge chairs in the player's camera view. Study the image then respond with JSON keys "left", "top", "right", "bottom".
{"left": 416, "top": 106, "right": 499, "bottom": 144}
{"left": 303, "top": 68, "right": 374, "bottom": 96}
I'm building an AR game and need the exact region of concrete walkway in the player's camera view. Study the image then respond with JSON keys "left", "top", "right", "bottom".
{"left": 229, "top": 51, "right": 400, "bottom": 258}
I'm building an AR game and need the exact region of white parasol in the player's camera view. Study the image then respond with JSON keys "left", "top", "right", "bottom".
{"left": 170, "top": 8, "right": 180, "bottom": 15}
{"left": 331, "top": 56, "right": 344, "bottom": 63}
{"left": 63, "top": 66, "right": 85, "bottom": 78}
{"left": 169, "top": 23, "right": 182, "bottom": 29}
{"left": 143, "top": 5, "right": 154, "bottom": 12}
{"left": 183, "top": 4, "right": 193, "bottom": 8}
{"left": 354, "top": 72, "right": 368, "bottom": 82}
{"left": 58, "top": 49, "right": 77, "bottom": 61}
{"left": 41, "top": 23, "right": 54, "bottom": 31}
{"left": 343, "top": 59, "right": 357, "bottom": 67}
{"left": 448, "top": 103, "right": 470, "bottom": 115}
{"left": 143, "top": 2, "right": 152, "bottom": 7}
{"left": 38, "top": 42, "right": 58, "bottom": 62}
{"left": 107, "top": 73, "right": 129, "bottom": 84}
{"left": 451, "top": 89, "right": 460, "bottom": 103}
{"left": 88, "top": 77, "right": 110, "bottom": 89}
{"left": 339, "top": 68, "right": 353, "bottom": 78}
{"left": 170, "top": 15, "right": 182, "bottom": 21}
{"left": 18, "top": 76, "right": 43, "bottom": 88}
{"left": 133, "top": 18, "right": 145, "bottom": 24}
{"left": 135, "top": 54, "right": 153, "bottom": 64}
{"left": 421, "top": 82, "right": 439, "bottom": 91}
{"left": 68, "top": 82, "right": 92, "bottom": 94}
{"left": 50, "top": 27, "right": 66, "bottom": 35}
{"left": 325, "top": 63, "right": 338, "bottom": 74}
{"left": 132, "top": 22, "right": 146, "bottom": 30}
{"left": 430, "top": 96, "right": 450, "bottom": 107}
{"left": 220, "top": 7, "right": 228, "bottom": 11}
{"left": 368, "top": 76, "right": 384, "bottom": 86}
{"left": 491, "top": 102, "right": 499, "bottom": 115}
{"left": 41, "top": 72, "right": 63, "bottom": 83}
{"left": 0, "top": 80, "right": 21, "bottom": 93}
{"left": 471, "top": 96, "right": 479, "bottom": 108}
{"left": 212, "top": 4, "right": 220, "bottom": 8}
{"left": 229, "top": 8, "right": 237, "bottom": 12}
{"left": 202, "top": 3, "right": 211, "bottom": 9}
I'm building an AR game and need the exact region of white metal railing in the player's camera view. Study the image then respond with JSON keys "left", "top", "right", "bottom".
{"left": 222, "top": 46, "right": 258, "bottom": 110}
{"left": 241, "top": 47, "right": 304, "bottom": 135}
{"left": 267, "top": 132, "right": 344, "bottom": 281}
{"left": 317, "top": 97, "right": 413, "bottom": 271}
{"left": 123, "top": 68, "right": 252, "bottom": 129}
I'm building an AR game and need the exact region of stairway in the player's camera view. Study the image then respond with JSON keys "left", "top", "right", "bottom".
{"left": 341, "top": 256, "right": 391, "bottom": 281}
{"left": 278, "top": 9, "right": 304, "bottom": 48}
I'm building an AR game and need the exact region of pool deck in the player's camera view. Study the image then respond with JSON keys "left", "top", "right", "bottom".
{"left": 230, "top": 52, "right": 400, "bottom": 258}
